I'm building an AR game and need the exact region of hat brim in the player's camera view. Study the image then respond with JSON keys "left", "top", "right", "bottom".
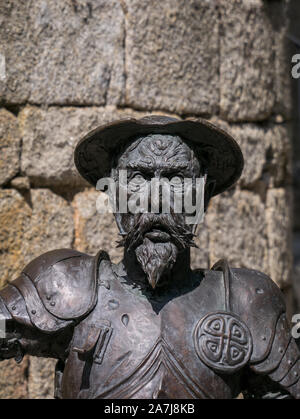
{"left": 74, "top": 117, "right": 244, "bottom": 197}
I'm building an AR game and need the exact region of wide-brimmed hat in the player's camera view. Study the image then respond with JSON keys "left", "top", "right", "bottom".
{"left": 74, "top": 115, "right": 243, "bottom": 197}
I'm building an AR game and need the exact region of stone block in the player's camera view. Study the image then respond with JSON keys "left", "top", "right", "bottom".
{"left": 124, "top": 0, "right": 219, "bottom": 115}
{"left": 0, "top": 357, "right": 29, "bottom": 399}
{"left": 28, "top": 358, "right": 56, "bottom": 399}
{"left": 266, "top": 188, "right": 293, "bottom": 289}
{"left": 0, "top": 189, "right": 31, "bottom": 288}
{"left": 0, "top": 109, "right": 21, "bottom": 186}
{"left": 210, "top": 118, "right": 292, "bottom": 189}
{"left": 220, "top": 0, "right": 277, "bottom": 121}
{"left": 72, "top": 189, "right": 122, "bottom": 262}
{"left": 206, "top": 189, "right": 269, "bottom": 275}
{"left": 0, "top": 0, "right": 125, "bottom": 105}
{"left": 20, "top": 106, "right": 145, "bottom": 187}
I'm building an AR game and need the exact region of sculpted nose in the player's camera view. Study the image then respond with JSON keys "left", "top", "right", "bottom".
{"left": 149, "top": 174, "right": 166, "bottom": 213}
{"left": 150, "top": 182, "right": 160, "bottom": 213}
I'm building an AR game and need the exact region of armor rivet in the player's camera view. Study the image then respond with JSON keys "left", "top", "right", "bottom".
{"left": 46, "top": 296, "right": 51, "bottom": 300}
{"left": 288, "top": 360, "right": 293, "bottom": 365}
{"left": 279, "top": 348, "right": 283, "bottom": 353}
{"left": 12, "top": 306, "right": 16, "bottom": 311}
{"left": 262, "top": 336, "right": 266, "bottom": 341}
{"left": 50, "top": 302, "right": 55, "bottom": 307}
{"left": 108, "top": 299, "right": 119, "bottom": 310}
{"left": 31, "top": 310, "right": 36, "bottom": 315}
{"left": 294, "top": 372, "right": 298, "bottom": 377}
{"left": 256, "top": 288, "right": 264, "bottom": 294}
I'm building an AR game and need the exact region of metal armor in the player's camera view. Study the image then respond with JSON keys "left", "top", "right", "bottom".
{"left": 0, "top": 249, "right": 300, "bottom": 399}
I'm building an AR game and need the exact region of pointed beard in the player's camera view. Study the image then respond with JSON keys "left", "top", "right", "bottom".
{"left": 135, "top": 238, "right": 178, "bottom": 289}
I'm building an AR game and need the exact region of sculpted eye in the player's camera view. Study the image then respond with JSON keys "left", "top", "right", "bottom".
{"left": 170, "top": 176, "right": 183, "bottom": 184}
{"left": 131, "top": 174, "right": 146, "bottom": 183}
{"left": 128, "top": 173, "right": 147, "bottom": 192}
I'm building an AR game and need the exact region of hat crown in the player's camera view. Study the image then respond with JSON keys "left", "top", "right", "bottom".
{"left": 138, "top": 115, "right": 180, "bottom": 125}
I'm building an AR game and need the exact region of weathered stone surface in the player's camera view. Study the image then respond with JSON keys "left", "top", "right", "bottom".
{"left": 124, "top": 0, "right": 219, "bottom": 115}
{"left": 10, "top": 176, "right": 30, "bottom": 190}
{"left": 22, "top": 188, "right": 74, "bottom": 264}
{"left": 73, "top": 189, "right": 122, "bottom": 263}
{"left": 266, "top": 188, "right": 293, "bottom": 289}
{"left": 206, "top": 187, "right": 292, "bottom": 289}
{"left": 28, "top": 358, "right": 56, "bottom": 399}
{"left": 220, "top": 0, "right": 277, "bottom": 121}
{"left": 206, "top": 189, "right": 269, "bottom": 276}
{"left": 211, "top": 118, "right": 292, "bottom": 189}
{"left": 0, "top": 0, "right": 125, "bottom": 105}
{"left": 232, "top": 122, "right": 292, "bottom": 189}
{"left": 0, "top": 357, "right": 29, "bottom": 399}
{"left": 20, "top": 106, "right": 147, "bottom": 187}
{"left": 273, "top": 0, "right": 292, "bottom": 119}
{"left": 0, "top": 109, "right": 21, "bottom": 186}
{"left": 0, "top": 189, "right": 31, "bottom": 288}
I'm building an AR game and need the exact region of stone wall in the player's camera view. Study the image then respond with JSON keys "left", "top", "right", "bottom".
{"left": 0, "top": 0, "right": 294, "bottom": 398}
{"left": 289, "top": 0, "right": 300, "bottom": 307}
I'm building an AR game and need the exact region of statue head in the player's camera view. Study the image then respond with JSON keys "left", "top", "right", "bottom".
{"left": 110, "top": 133, "right": 212, "bottom": 288}
{"left": 74, "top": 116, "right": 244, "bottom": 288}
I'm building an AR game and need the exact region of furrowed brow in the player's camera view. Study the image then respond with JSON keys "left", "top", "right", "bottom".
{"left": 126, "top": 162, "right": 152, "bottom": 171}
{"left": 162, "top": 162, "right": 189, "bottom": 171}
{"left": 126, "top": 162, "right": 189, "bottom": 171}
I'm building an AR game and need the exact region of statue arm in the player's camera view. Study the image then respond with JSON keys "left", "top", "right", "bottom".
{"left": 243, "top": 313, "right": 300, "bottom": 399}
{"left": 0, "top": 282, "right": 74, "bottom": 364}
{"left": 0, "top": 296, "right": 24, "bottom": 363}
{"left": 0, "top": 248, "right": 100, "bottom": 365}
{"left": 229, "top": 267, "right": 300, "bottom": 398}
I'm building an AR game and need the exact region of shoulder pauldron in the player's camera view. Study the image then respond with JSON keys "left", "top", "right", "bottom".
{"left": 0, "top": 249, "right": 109, "bottom": 334}
{"left": 203, "top": 260, "right": 287, "bottom": 368}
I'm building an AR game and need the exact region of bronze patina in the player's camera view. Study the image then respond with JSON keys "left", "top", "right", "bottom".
{"left": 0, "top": 116, "right": 299, "bottom": 399}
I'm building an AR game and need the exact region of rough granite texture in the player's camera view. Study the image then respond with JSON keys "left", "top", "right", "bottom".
{"left": 211, "top": 118, "right": 292, "bottom": 189}
{"left": 28, "top": 358, "right": 56, "bottom": 400}
{"left": 0, "top": 0, "right": 295, "bottom": 399}
{"left": 206, "top": 188, "right": 293, "bottom": 287}
{"left": 124, "top": 0, "right": 219, "bottom": 115}
{"left": 0, "top": 189, "right": 32, "bottom": 286}
{"left": 0, "top": 0, "right": 125, "bottom": 105}
{"left": 219, "top": 0, "right": 291, "bottom": 122}
{"left": 0, "top": 109, "right": 21, "bottom": 186}
{"left": 0, "top": 358, "right": 29, "bottom": 399}
{"left": 72, "top": 189, "right": 122, "bottom": 262}
{"left": 20, "top": 106, "right": 147, "bottom": 187}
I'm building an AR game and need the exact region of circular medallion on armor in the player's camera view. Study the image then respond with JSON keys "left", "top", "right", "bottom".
{"left": 194, "top": 311, "right": 253, "bottom": 374}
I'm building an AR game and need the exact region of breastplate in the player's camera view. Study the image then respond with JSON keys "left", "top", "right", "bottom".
{"left": 60, "top": 261, "right": 247, "bottom": 399}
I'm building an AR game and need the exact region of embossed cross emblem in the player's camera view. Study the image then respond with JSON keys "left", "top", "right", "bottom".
{"left": 194, "top": 312, "right": 253, "bottom": 373}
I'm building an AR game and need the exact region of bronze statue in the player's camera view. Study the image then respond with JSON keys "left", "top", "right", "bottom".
{"left": 0, "top": 116, "right": 299, "bottom": 399}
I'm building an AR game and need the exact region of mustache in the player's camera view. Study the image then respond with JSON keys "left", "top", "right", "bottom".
{"left": 117, "top": 212, "right": 197, "bottom": 251}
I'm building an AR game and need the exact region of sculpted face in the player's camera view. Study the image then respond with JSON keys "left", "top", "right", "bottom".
{"left": 112, "top": 134, "right": 204, "bottom": 289}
